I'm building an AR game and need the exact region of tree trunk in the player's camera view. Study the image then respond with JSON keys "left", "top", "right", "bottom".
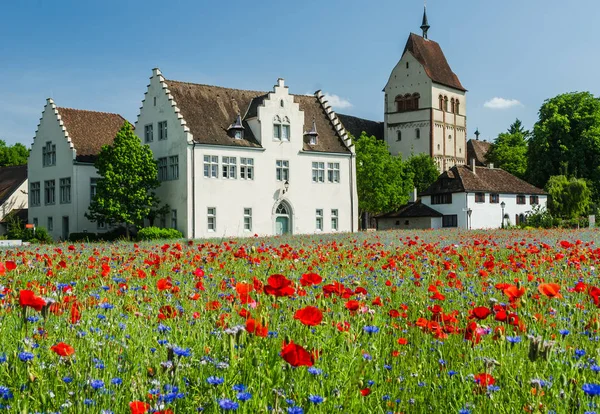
{"left": 125, "top": 224, "right": 130, "bottom": 240}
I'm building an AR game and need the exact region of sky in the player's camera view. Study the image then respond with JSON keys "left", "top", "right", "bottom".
{"left": 1, "top": 0, "right": 599, "bottom": 146}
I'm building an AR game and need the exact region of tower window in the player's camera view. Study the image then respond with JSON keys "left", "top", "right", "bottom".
{"left": 455, "top": 100, "right": 460, "bottom": 115}
{"left": 444, "top": 96, "right": 449, "bottom": 112}
{"left": 448, "top": 134, "right": 452, "bottom": 140}
{"left": 439, "top": 95, "right": 443, "bottom": 110}
{"left": 451, "top": 98, "right": 455, "bottom": 113}
{"left": 397, "top": 130, "right": 402, "bottom": 141}
{"left": 415, "top": 129, "right": 420, "bottom": 139}
{"left": 406, "top": 62, "right": 409, "bottom": 69}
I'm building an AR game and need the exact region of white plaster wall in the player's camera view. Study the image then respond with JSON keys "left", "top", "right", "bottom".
{"left": 467, "top": 193, "right": 548, "bottom": 229}
{"left": 0, "top": 180, "right": 28, "bottom": 220}
{"left": 421, "top": 193, "right": 468, "bottom": 229}
{"left": 377, "top": 216, "right": 434, "bottom": 230}
{"left": 431, "top": 84, "right": 467, "bottom": 167}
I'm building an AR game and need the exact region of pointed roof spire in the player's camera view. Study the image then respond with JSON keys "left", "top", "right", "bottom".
{"left": 227, "top": 113, "right": 244, "bottom": 131}
{"left": 474, "top": 128, "right": 481, "bottom": 140}
{"left": 420, "top": 4, "right": 430, "bottom": 39}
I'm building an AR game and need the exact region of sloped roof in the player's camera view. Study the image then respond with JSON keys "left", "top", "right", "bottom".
{"left": 403, "top": 33, "right": 466, "bottom": 91}
{"left": 467, "top": 139, "right": 492, "bottom": 166}
{"left": 375, "top": 201, "right": 443, "bottom": 219}
{"left": 420, "top": 165, "right": 546, "bottom": 196}
{"left": 0, "top": 165, "right": 27, "bottom": 207}
{"left": 56, "top": 107, "right": 128, "bottom": 162}
{"left": 337, "top": 114, "right": 384, "bottom": 141}
{"left": 164, "top": 79, "right": 351, "bottom": 153}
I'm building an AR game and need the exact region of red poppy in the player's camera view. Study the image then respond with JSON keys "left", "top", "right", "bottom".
{"left": 19, "top": 290, "right": 46, "bottom": 312}
{"left": 360, "top": 388, "right": 371, "bottom": 396}
{"left": 129, "top": 401, "right": 150, "bottom": 414}
{"left": 299, "top": 272, "right": 323, "bottom": 286}
{"left": 50, "top": 342, "right": 75, "bottom": 357}
{"left": 158, "top": 305, "right": 178, "bottom": 320}
{"left": 474, "top": 373, "right": 495, "bottom": 387}
{"left": 589, "top": 286, "right": 600, "bottom": 307}
{"left": 471, "top": 306, "right": 492, "bottom": 320}
{"left": 345, "top": 300, "right": 360, "bottom": 311}
{"left": 397, "top": 338, "right": 408, "bottom": 345}
{"left": 294, "top": 306, "right": 323, "bottom": 326}
{"left": 538, "top": 283, "right": 562, "bottom": 298}
{"left": 264, "top": 274, "right": 295, "bottom": 297}
{"left": 156, "top": 278, "right": 173, "bottom": 291}
{"left": 70, "top": 303, "right": 81, "bottom": 324}
{"left": 246, "top": 318, "right": 268, "bottom": 337}
{"left": 280, "top": 340, "right": 314, "bottom": 367}
{"left": 5, "top": 261, "right": 16, "bottom": 271}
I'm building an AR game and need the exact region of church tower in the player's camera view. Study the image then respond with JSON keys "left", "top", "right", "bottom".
{"left": 383, "top": 7, "right": 467, "bottom": 172}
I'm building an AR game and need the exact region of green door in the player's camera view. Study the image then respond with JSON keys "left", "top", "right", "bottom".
{"left": 276, "top": 216, "right": 289, "bottom": 235}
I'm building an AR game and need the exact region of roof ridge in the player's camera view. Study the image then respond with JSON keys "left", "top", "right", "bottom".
{"left": 165, "top": 79, "right": 268, "bottom": 96}
{"left": 56, "top": 106, "right": 127, "bottom": 120}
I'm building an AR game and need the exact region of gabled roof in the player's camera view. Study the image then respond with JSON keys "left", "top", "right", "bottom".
{"left": 0, "top": 165, "right": 27, "bottom": 207}
{"left": 403, "top": 33, "right": 466, "bottom": 92}
{"left": 375, "top": 201, "right": 443, "bottom": 219}
{"left": 467, "top": 139, "right": 492, "bottom": 166}
{"left": 56, "top": 107, "right": 128, "bottom": 162}
{"left": 162, "top": 78, "right": 351, "bottom": 153}
{"left": 337, "top": 114, "right": 384, "bottom": 141}
{"left": 420, "top": 165, "right": 547, "bottom": 196}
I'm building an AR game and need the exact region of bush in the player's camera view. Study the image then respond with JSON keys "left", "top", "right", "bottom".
{"left": 137, "top": 227, "right": 183, "bottom": 241}
{"left": 69, "top": 232, "right": 99, "bottom": 242}
{"left": 5, "top": 215, "right": 53, "bottom": 243}
{"left": 524, "top": 205, "right": 559, "bottom": 229}
{"left": 97, "top": 226, "right": 131, "bottom": 242}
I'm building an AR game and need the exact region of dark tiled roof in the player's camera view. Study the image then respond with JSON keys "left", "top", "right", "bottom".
{"left": 337, "top": 114, "right": 384, "bottom": 141}
{"left": 0, "top": 208, "right": 27, "bottom": 224}
{"left": 420, "top": 165, "right": 546, "bottom": 196}
{"left": 375, "top": 201, "right": 443, "bottom": 219}
{"left": 467, "top": 139, "right": 492, "bottom": 166}
{"left": 56, "top": 107, "right": 128, "bottom": 163}
{"left": 164, "top": 80, "right": 350, "bottom": 153}
{"left": 0, "top": 165, "right": 27, "bottom": 207}
{"left": 404, "top": 33, "right": 466, "bottom": 91}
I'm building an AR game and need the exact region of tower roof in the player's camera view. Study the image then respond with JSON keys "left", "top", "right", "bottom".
{"left": 403, "top": 33, "right": 466, "bottom": 91}
{"left": 420, "top": 6, "right": 430, "bottom": 39}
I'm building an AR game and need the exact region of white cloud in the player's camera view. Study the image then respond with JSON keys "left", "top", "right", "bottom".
{"left": 484, "top": 97, "right": 523, "bottom": 110}
{"left": 323, "top": 93, "right": 353, "bottom": 109}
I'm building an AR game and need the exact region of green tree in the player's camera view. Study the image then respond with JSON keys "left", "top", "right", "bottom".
{"left": 353, "top": 132, "right": 414, "bottom": 217}
{"left": 545, "top": 175, "right": 591, "bottom": 219}
{"left": 86, "top": 122, "right": 161, "bottom": 239}
{"left": 486, "top": 119, "right": 529, "bottom": 179}
{"left": 406, "top": 153, "right": 439, "bottom": 194}
{"left": 0, "top": 140, "right": 28, "bottom": 166}
{"left": 527, "top": 92, "right": 600, "bottom": 200}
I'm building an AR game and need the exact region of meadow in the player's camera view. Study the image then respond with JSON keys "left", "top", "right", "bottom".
{"left": 1, "top": 229, "right": 600, "bottom": 413}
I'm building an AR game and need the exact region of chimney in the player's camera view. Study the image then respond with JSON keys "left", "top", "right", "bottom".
{"left": 409, "top": 187, "right": 417, "bottom": 203}
{"left": 471, "top": 158, "right": 476, "bottom": 175}
{"left": 488, "top": 163, "right": 494, "bottom": 169}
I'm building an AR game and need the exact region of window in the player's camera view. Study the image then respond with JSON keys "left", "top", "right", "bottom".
{"left": 273, "top": 116, "right": 282, "bottom": 140}
{"left": 282, "top": 124, "right": 290, "bottom": 141}
{"left": 444, "top": 96, "right": 449, "bottom": 112}
{"left": 47, "top": 216, "right": 53, "bottom": 231}
{"left": 490, "top": 193, "right": 500, "bottom": 204}
{"left": 144, "top": 124, "right": 154, "bottom": 143}
{"left": 171, "top": 210, "right": 177, "bottom": 229}
{"left": 331, "top": 209, "right": 338, "bottom": 231}
{"left": 158, "top": 157, "right": 168, "bottom": 181}
{"left": 530, "top": 195, "right": 539, "bottom": 205}
{"left": 431, "top": 193, "right": 452, "bottom": 205}
{"left": 397, "top": 130, "right": 402, "bottom": 141}
{"left": 315, "top": 209, "right": 323, "bottom": 231}
{"left": 240, "top": 158, "right": 254, "bottom": 180}
{"left": 97, "top": 221, "right": 106, "bottom": 230}
{"left": 442, "top": 215, "right": 458, "bottom": 228}
{"left": 203, "top": 155, "right": 219, "bottom": 178}
{"left": 451, "top": 98, "right": 455, "bottom": 114}
{"left": 33, "top": 218, "right": 38, "bottom": 227}
{"left": 90, "top": 178, "right": 98, "bottom": 200}
{"left": 455, "top": 100, "right": 460, "bottom": 115}
{"left": 42, "top": 141, "right": 56, "bottom": 166}
{"left": 448, "top": 134, "right": 452, "bottom": 140}
{"left": 439, "top": 95, "right": 444, "bottom": 110}
{"left": 207, "top": 207, "right": 216, "bottom": 232}
{"left": 517, "top": 195, "right": 526, "bottom": 205}
{"left": 312, "top": 162, "right": 325, "bottom": 183}
{"left": 158, "top": 121, "right": 167, "bottom": 140}
{"left": 44, "top": 180, "right": 55, "bottom": 205}
{"left": 309, "top": 134, "right": 318, "bottom": 146}
{"left": 406, "top": 62, "right": 409, "bottom": 69}
{"left": 222, "top": 156, "right": 237, "bottom": 179}
{"left": 169, "top": 155, "right": 179, "bottom": 180}
{"left": 160, "top": 214, "right": 166, "bottom": 229}
{"left": 415, "top": 129, "right": 420, "bottom": 139}
{"left": 475, "top": 192, "right": 485, "bottom": 203}
{"left": 153, "top": 97, "right": 157, "bottom": 106}
{"left": 276, "top": 160, "right": 289, "bottom": 181}
{"left": 327, "top": 162, "right": 340, "bottom": 183}
{"left": 244, "top": 208, "right": 252, "bottom": 231}
{"left": 60, "top": 178, "right": 71, "bottom": 204}
{"left": 233, "top": 130, "right": 243, "bottom": 140}
{"left": 30, "top": 182, "right": 40, "bottom": 207}
{"left": 280, "top": 100, "right": 284, "bottom": 108}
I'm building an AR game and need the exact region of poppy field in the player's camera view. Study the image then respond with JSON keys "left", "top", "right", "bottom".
{"left": 2, "top": 229, "right": 600, "bottom": 413}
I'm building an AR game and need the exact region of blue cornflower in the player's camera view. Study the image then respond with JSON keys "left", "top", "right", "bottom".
{"left": 362, "top": 353, "right": 372, "bottom": 361}
{"left": 384, "top": 364, "right": 392, "bottom": 370}
{"left": 172, "top": 347, "right": 191, "bottom": 357}
{"left": 207, "top": 376, "right": 224, "bottom": 385}
{"left": 363, "top": 326, "right": 379, "bottom": 334}
{"left": 97, "top": 314, "right": 106, "bottom": 320}
{"left": 307, "top": 367, "right": 322, "bottom": 375}
{"left": 237, "top": 392, "right": 252, "bottom": 401}
{"left": 157, "top": 339, "right": 169, "bottom": 346}
{"left": 308, "top": 395, "right": 323, "bottom": 404}
{"left": 18, "top": 352, "right": 34, "bottom": 362}
{"left": 98, "top": 303, "right": 114, "bottom": 310}
{"left": 459, "top": 409, "right": 472, "bottom": 414}
{"left": 110, "top": 378, "right": 122, "bottom": 386}
{"left": 583, "top": 383, "right": 600, "bottom": 396}
{"left": 232, "top": 384, "right": 247, "bottom": 392}
{"left": 84, "top": 399, "right": 95, "bottom": 405}
{"left": 487, "top": 385, "right": 501, "bottom": 392}
{"left": 559, "top": 329, "right": 570, "bottom": 336}
{"left": 62, "top": 377, "right": 73, "bottom": 384}
{"left": 576, "top": 349, "right": 587, "bottom": 359}
{"left": 0, "top": 355, "right": 6, "bottom": 363}
{"left": 218, "top": 399, "right": 239, "bottom": 410}
{"left": 90, "top": 379, "right": 104, "bottom": 390}
{"left": 507, "top": 336, "right": 522, "bottom": 344}
{"left": 591, "top": 365, "right": 600, "bottom": 373}
{"left": 448, "top": 370, "right": 457, "bottom": 377}
{"left": 287, "top": 407, "right": 304, "bottom": 414}
{"left": 157, "top": 324, "right": 171, "bottom": 333}
{"left": 0, "top": 386, "right": 12, "bottom": 400}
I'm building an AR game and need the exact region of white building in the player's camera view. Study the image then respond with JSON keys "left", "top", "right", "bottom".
{"left": 418, "top": 161, "right": 548, "bottom": 229}
{"left": 135, "top": 69, "right": 358, "bottom": 239}
{"left": 0, "top": 165, "right": 28, "bottom": 235}
{"left": 27, "top": 99, "right": 127, "bottom": 240}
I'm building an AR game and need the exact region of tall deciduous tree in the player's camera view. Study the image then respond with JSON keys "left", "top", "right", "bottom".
{"left": 527, "top": 92, "right": 600, "bottom": 200}
{"left": 0, "top": 140, "right": 28, "bottom": 166}
{"left": 353, "top": 132, "right": 414, "bottom": 216}
{"left": 486, "top": 119, "right": 529, "bottom": 179}
{"left": 86, "top": 122, "right": 161, "bottom": 239}
{"left": 545, "top": 175, "right": 591, "bottom": 219}
{"left": 406, "top": 153, "right": 439, "bottom": 194}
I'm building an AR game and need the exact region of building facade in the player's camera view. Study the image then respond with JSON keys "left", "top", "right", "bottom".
{"left": 135, "top": 69, "right": 358, "bottom": 239}
{"left": 27, "top": 99, "right": 127, "bottom": 240}
{"left": 0, "top": 165, "right": 28, "bottom": 235}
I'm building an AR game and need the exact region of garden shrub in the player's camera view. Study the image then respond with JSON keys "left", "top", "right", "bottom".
{"left": 137, "top": 227, "right": 183, "bottom": 241}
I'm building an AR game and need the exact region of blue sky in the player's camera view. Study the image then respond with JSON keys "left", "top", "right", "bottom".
{"left": 1, "top": 0, "right": 598, "bottom": 147}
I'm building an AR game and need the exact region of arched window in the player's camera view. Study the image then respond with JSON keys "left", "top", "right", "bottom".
{"left": 280, "top": 99, "right": 284, "bottom": 107}
{"left": 444, "top": 96, "right": 449, "bottom": 112}
{"left": 439, "top": 95, "right": 444, "bottom": 110}
{"left": 273, "top": 116, "right": 282, "bottom": 140}
{"left": 397, "top": 130, "right": 402, "bottom": 141}
{"left": 412, "top": 93, "right": 420, "bottom": 110}
{"left": 448, "top": 134, "right": 452, "bottom": 140}
{"left": 455, "top": 100, "right": 460, "bottom": 115}
{"left": 276, "top": 203, "right": 289, "bottom": 215}
{"left": 282, "top": 117, "right": 290, "bottom": 141}
{"left": 451, "top": 98, "right": 455, "bottom": 114}
{"left": 395, "top": 95, "right": 405, "bottom": 112}
{"left": 404, "top": 94, "right": 412, "bottom": 111}
{"left": 415, "top": 128, "right": 420, "bottom": 139}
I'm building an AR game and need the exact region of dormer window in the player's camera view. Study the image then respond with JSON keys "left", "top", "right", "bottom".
{"left": 227, "top": 114, "right": 245, "bottom": 140}
{"left": 304, "top": 119, "right": 319, "bottom": 146}
{"left": 234, "top": 130, "right": 243, "bottom": 140}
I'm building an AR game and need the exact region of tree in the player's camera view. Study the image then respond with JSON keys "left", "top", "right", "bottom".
{"left": 0, "top": 140, "right": 28, "bottom": 167}
{"left": 86, "top": 122, "right": 161, "bottom": 239}
{"left": 406, "top": 153, "right": 439, "bottom": 194}
{"left": 545, "top": 175, "right": 591, "bottom": 219}
{"left": 353, "top": 132, "right": 414, "bottom": 217}
{"left": 527, "top": 92, "right": 600, "bottom": 200}
{"left": 486, "top": 119, "right": 529, "bottom": 179}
